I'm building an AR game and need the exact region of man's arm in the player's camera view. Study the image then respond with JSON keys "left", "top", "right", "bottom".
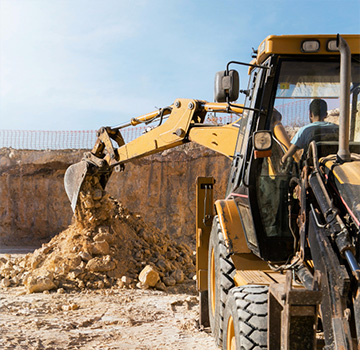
{"left": 281, "top": 143, "right": 299, "bottom": 165}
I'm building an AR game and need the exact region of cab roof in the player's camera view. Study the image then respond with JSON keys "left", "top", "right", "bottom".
{"left": 251, "top": 34, "right": 360, "bottom": 66}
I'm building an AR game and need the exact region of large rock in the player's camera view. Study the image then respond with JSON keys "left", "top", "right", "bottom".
{"left": 90, "top": 240, "right": 110, "bottom": 255}
{"left": 86, "top": 256, "right": 116, "bottom": 272}
{"left": 24, "top": 270, "right": 57, "bottom": 293}
{"left": 1, "top": 277, "right": 10, "bottom": 287}
{"left": 163, "top": 276, "right": 176, "bottom": 287}
{"left": 138, "top": 265, "right": 160, "bottom": 287}
{"left": 171, "top": 269, "right": 184, "bottom": 283}
{"left": 93, "top": 227, "right": 114, "bottom": 244}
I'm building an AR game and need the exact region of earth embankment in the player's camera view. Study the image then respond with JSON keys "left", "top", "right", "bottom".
{"left": 0, "top": 144, "right": 231, "bottom": 248}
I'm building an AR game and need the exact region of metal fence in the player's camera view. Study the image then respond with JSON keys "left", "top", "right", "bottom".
{"left": 276, "top": 98, "right": 340, "bottom": 127}
{"left": 0, "top": 130, "right": 97, "bottom": 150}
{"left": 0, "top": 114, "right": 238, "bottom": 150}
{"left": 276, "top": 99, "right": 310, "bottom": 127}
{"left": 0, "top": 99, "right": 339, "bottom": 150}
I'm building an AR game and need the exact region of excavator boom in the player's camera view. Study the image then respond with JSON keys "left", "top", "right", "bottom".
{"left": 64, "top": 99, "right": 243, "bottom": 212}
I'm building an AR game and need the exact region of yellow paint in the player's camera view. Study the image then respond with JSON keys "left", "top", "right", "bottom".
{"left": 189, "top": 123, "right": 239, "bottom": 159}
{"left": 234, "top": 270, "right": 274, "bottom": 286}
{"left": 325, "top": 156, "right": 360, "bottom": 185}
{"left": 214, "top": 200, "right": 251, "bottom": 254}
{"left": 255, "top": 34, "right": 360, "bottom": 66}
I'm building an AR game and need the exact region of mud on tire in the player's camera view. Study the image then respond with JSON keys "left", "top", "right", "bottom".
{"left": 208, "top": 216, "right": 236, "bottom": 346}
{"left": 223, "top": 285, "right": 268, "bottom": 350}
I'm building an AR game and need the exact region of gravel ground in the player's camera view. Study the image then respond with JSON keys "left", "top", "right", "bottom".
{"left": 0, "top": 263, "right": 218, "bottom": 350}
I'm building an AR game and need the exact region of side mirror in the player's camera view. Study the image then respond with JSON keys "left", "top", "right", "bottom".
{"left": 253, "top": 131, "right": 272, "bottom": 159}
{"left": 214, "top": 70, "right": 239, "bottom": 103}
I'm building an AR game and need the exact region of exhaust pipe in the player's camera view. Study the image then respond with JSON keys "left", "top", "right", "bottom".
{"left": 336, "top": 34, "right": 352, "bottom": 162}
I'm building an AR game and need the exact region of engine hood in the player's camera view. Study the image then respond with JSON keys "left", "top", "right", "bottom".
{"left": 323, "top": 154, "right": 360, "bottom": 228}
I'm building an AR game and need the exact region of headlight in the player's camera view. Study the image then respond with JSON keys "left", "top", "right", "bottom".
{"left": 301, "top": 40, "right": 320, "bottom": 53}
{"left": 254, "top": 131, "right": 272, "bottom": 151}
{"left": 327, "top": 39, "right": 338, "bottom": 52}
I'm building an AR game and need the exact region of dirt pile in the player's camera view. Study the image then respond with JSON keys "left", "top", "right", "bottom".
{"left": 0, "top": 175, "right": 195, "bottom": 293}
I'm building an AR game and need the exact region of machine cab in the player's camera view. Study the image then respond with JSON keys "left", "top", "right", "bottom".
{"left": 218, "top": 35, "right": 360, "bottom": 263}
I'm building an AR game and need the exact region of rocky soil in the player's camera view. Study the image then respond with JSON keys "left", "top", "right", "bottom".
{"left": 0, "top": 278, "right": 218, "bottom": 350}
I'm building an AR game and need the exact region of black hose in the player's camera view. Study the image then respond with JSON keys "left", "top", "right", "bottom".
{"left": 145, "top": 106, "right": 172, "bottom": 127}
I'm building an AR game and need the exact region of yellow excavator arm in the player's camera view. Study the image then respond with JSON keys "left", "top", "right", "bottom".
{"left": 64, "top": 98, "right": 243, "bottom": 212}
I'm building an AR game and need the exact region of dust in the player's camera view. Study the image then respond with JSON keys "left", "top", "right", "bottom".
{"left": 0, "top": 175, "right": 195, "bottom": 293}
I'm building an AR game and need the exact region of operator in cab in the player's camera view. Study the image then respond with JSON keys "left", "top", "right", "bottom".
{"left": 281, "top": 99, "right": 337, "bottom": 165}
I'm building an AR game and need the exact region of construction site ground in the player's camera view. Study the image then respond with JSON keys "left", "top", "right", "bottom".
{"left": 1, "top": 252, "right": 217, "bottom": 350}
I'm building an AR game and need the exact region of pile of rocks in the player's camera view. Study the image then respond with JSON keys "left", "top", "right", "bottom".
{"left": 0, "top": 175, "right": 195, "bottom": 293}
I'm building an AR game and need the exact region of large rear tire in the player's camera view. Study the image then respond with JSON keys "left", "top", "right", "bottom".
{"left": 208, "top": 216, "right": 235, "bottom": 346}
{"left": 223, "top": 285, "right": 268, "bottom": 350}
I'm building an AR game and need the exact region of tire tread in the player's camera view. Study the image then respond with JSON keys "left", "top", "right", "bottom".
{"left": 223, "top": 285, "right": 268, "bottom": 349}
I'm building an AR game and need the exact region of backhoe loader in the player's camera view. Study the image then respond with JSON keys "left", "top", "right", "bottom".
{"left": 65, "top": 34, "right": 360, "bottom": 349}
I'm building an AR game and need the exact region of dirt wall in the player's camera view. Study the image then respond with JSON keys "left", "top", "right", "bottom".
{"left": 0, "top": 145, "right": 231, "bottom": 247}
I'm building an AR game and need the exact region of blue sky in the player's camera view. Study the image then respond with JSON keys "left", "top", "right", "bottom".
{"left": 0, "top": 0, "right": 359, "bottom": 131}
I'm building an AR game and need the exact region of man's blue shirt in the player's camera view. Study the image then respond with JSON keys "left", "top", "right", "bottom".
{"left": 291, "top": 121, "right": 337, "bottom": 149}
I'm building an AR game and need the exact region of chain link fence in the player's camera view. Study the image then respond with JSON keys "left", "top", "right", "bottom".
{"left": 276, "top": 98, "right": 340, "bottom": 127}
{"left": 0, "top": 114, "right": 238, "bottom": 150}
{"left": 1, "top": 99, "right": 341, "bottom": 150}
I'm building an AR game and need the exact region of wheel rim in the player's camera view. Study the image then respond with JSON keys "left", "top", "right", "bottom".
{"left": 226, "top": 315, "right": 236, "bottom": 350}
{"left": 210, "top": 248, "right": 216, "bottom": 316}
